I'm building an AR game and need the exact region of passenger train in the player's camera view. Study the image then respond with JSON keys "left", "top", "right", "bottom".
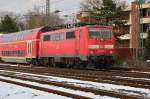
{"left": 0, "top": 25, "right": 116, "bottom": 68}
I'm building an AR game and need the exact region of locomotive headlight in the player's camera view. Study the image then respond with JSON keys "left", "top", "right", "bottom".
{"left": 105, "top": 45, "right": 114, "bottom": 49}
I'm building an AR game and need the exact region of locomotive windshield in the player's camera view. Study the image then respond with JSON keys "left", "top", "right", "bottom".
{"left": 89, "top": 29, "right": 112, "bottom": 38}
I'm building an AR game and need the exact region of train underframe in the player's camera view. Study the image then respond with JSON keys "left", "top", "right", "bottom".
{"left": 88, "top": 55, "right": 116, "bottom": 69}
{"left": 29, "top": 54, "right": 116, "bottom": 69}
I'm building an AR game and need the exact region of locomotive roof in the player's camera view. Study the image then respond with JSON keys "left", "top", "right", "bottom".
{"left": 42, "top": 25, "right": 113, "bottom": 35}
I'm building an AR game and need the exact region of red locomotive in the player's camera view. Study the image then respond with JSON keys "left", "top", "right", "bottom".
{"left": 0, "top": 25, "right": 116, "bottom": 68}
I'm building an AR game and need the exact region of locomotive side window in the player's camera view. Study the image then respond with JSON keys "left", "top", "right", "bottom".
{"left": 43, "top": 32, "right": 75, "bottom": 41}
{"left": 50, "top": 34, "right": 55, "bottom": 41}
{"left": 43, "top": 35, "right": 50, "bottom": 41}
{"left": 44, "top": 33, "right": 66, "bottom": 41}
{"left": 80, "top": 30, "right": 83, "bottom": 38}
{"left": 66, "top": 31, "right": 75, "bottom": 39}
{"left": 55, "top": 34, "right": 60, "bottom": 41}
{"left": 60, "top": 33, "right": 66, "bottom": 40}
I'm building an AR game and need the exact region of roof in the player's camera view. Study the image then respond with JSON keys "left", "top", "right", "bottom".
{"left": 42, "top": 25, "right": 113, "bottom": 35}
{"left": 0, "top": 26, "right": 52, "bottom": 42}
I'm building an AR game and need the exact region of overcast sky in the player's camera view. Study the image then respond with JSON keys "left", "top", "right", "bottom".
{"left": 0, "top": 0, "right": 134, "bottom": 15}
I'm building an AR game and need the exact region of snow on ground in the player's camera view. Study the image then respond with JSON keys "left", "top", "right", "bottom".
{"left": 115, "top": 76, "right": 150, "bottom": 81}
{"left": 0, "top": 81, "right": 71, "bottom": 99}
{"left": 0, "top": 76, "right": 116, "bottom": 99}
{"left": 0, "top": 63, "right": 17, "bottom": 67}
{"left": 0, "top": 70, "right": 150, "bottom": 98}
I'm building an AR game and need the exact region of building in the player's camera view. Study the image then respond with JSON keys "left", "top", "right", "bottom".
{"left": 119, "top": 2, "right": 150, "bottom": 48}
{"left": 76, "top": 2, "right": 150, "bottom": 48}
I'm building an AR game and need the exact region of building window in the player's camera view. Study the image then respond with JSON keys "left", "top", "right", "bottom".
{"left": 142, "top": 8, "right": 147, "bottom": 17}
{"left": 142, "top": 24, "right": 150, "bottom": 33}
{"left": 147, "top": 9, "right": 150, "bottom": 17}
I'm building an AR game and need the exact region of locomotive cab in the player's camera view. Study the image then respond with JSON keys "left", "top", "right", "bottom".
{"left": 87, "top": 26, "right": 116, "bottom": 68}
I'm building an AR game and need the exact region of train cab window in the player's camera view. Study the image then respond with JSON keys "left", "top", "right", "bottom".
{"left": 101, "top": 30, "right": 112, "bottom": 38}
{"left": 66, "top": 31, "right": 75, "bottom": 39}
{"left": 89, "top": 29, "right": 112, "bottom": 39}
{"left": 43, "top": 35, "right": 50, "bottom": 41}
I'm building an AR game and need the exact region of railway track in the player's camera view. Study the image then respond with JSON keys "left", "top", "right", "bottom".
{"left": 0, "top": 77, "right": 90, "bottom": 99}
{"left": 0, "top": 69, "right": 143, "bottom": 99}
{"left": 0, "top": 64, "right": 150, "bottom": 89}
{"left": 0, "top": 63, "right": 150, "bottom": 98}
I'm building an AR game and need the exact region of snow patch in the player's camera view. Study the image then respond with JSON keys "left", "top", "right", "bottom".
{"left": 0, "top": 81, "right": 71, "bottom": 99}
{"left": 1, "top": 69, "right": 150, "bottom": 98}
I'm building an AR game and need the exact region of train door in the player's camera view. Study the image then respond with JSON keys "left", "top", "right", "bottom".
{"left": 76, "top": 29, "right": 86, "bottom": 55}
{"left": 27, "top": 41, "right": 32, "bottom": 58}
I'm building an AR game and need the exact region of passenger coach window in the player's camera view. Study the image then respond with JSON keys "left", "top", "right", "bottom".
{"left": 2, "top": 50, "right": 25, "bottom": 56}
{"left": 66, "top": 31, "right": 75, "bottom": 39}
{"left": 43, "top": 35, "right": 50, "bottom": 41}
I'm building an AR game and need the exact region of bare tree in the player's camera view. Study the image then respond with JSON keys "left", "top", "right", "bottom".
{"left": 80, "top": 0, "right": 102, "bottom": 11}
{"left": 24, "top": 5, "right": 63, "bottom": 29}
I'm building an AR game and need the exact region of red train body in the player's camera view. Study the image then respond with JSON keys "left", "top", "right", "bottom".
{"left": 0, "top": 25, "right": 116, "bottom": 68}
{"left": 0, "top": 27, "right": 50, "bottom": 63}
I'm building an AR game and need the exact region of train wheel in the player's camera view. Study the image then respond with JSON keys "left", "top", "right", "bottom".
{"left": 95, "top": 59, "right": 104, "bottom": 69}
{"left": 81, "top": 61, "right": 87, "bottom": 69}
{"left": 48, "top": 58, "right": 53, "bottom": 67}
{"left": 65, "top": 59, "right": 74, "bottom": 68}
{"left": 31, "top": 59, "right": 38, "bottom": 66}
{"left": 76, "top": 61, "right": 87, "bottom": 69}
{"left": 66, "top": 62, "right": 74, "bottom": 68}
{"left": 94, "top": 62, "right": 99, "bottom": 69}
{"left": 51, "top": 58, "right": 56, "bottom": 67}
